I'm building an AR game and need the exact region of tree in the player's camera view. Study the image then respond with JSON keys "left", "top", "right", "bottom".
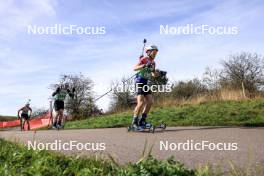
{"left": 220, "top": 52, "right": 264, "bottom": 94}
{"left": 50, "top": 73, "right": 94, "bottom": 119}
{"left": 109, "top": 77, "right": 136, "bottom": 112}
{"left": 202, "top": 67, "right": 221, "bottom": 91}
{"left": 31, "top": 107, "right": 48, "bottom": 118}
{"left": 171, "top": 79, "right": 208, "bottom": 99}
{"left": 109, "top": 71, "right": 170, "bottom": 111}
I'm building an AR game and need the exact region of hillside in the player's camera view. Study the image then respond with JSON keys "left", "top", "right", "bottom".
{"left": 65, "top": 99, "right": 264, "bottom": 129}
{"left": 0, "top": 115, "right": 17, "bottom": 122}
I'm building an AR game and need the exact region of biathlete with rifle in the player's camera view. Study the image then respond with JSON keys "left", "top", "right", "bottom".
{"left": 18, "top": 102, "right": 32, "bottom": 131}
{"left": 131, "top": 45, "right": 160, "bottom": 130}
{"left": 52, "top": 83, "right": 75, "bottom": 129}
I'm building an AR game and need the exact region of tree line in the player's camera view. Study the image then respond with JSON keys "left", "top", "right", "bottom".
{"left": 49, "top": 52, "right": 264, "bottom": 119}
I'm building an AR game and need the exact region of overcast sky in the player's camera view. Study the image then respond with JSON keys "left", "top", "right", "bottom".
{"left": 0, "top": 0, "right": 263, "bottom": 115}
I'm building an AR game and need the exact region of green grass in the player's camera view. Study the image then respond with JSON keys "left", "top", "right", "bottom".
{"left": 0, "top": 138, "right": 196, "bottom": 176}
{"left": 1, "top": 138, "right": 263, "bottom": 176}
{"left": 0, "top": 115, "right": 17, "bottom": 122}
{"left": 65, "top": 100, "right": 264, "bottom": 129}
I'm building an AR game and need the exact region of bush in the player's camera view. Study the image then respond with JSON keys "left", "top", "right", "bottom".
{"left": 171, "top": 79, "right": 208, "bottom": 99}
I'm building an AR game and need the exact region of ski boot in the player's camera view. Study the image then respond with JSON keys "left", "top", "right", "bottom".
{"left": 128, "top": 116, "right": 155, "bottom": 133}
{"left": 128, "top": 116, "right": 144, "bottom": 132}
{"left": 138, "top": 115, "right": 155, "bottom": 133}
{"left": 52, "top": 122, "right": 57, "bottom": 129}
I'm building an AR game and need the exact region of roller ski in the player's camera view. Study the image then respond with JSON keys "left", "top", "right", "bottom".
{"left": 127, "top": 123, "right": 155, "bottom": 133}
{"left": 128, "top": 115, "right": 167, "bottom": 133}
{"left": 51, "top": 118, "right": 66, "bottom": 130}
{"left": 56, "top": 124, "right": 64, "bottom": 130}
{"left": 52, "top": 123, "right": 64, "bottom": 130}
{"left": 52, "top": 122, "right": 59, "bottom": 130}
{"left": 154, "top": 123, "right": 166, "bottom": 131}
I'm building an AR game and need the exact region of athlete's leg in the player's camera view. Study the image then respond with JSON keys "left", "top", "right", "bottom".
{"left": 53, "top": 100, "right": 63, "bottom": 127}
{"left": 139, "top": 94, "right": 154, "bottom": 125}
{"left": 20, "top": 118, "right": 23, "bottom": 131}
{"left": 27, "top": 119, "right": 30, "bottom": 130}
{"left": 57, "top": 109, "right": 64, "bottom": 127}
{"left": 53, "top": 111, "right": 60, "bottom": 127}
{"left": 142, "top": 94, "right": 154, "bottom": 114}
{"left": 22, "top": 119, "right": 26, "bottom": 131}
{"left": 134, "top": 95, "right": 145, "bottom": 116}
{"left": 60, "top": 114, "right": 66, "bottom": 127}
{"left": 132, "top": 95, "right": 145, "bottom": 126}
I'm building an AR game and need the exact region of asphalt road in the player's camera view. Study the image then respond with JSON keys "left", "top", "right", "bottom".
{"left": 1, "top": 126, "right": 264, "bottom": 171}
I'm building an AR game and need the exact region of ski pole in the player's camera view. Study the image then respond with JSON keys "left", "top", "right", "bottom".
{"left": 94, "top": 73, "right": 137, "bottom": 102}
{"left": 95, "top": 39, "right": 147, "bottom": 101}
{"left": 140, "top": 39, "right": 147, "bottom": 58}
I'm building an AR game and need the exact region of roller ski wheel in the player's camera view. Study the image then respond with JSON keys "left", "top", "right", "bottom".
{"left": 127, "top": 124, "right": 154, "bottom": 133}
{"left": 153, "top": 123, "right": 166, "bottom": 132}
{"left": 160, "top": 124, "right": 166, "bottom": 131}
{"left": 51, "top": 124, "right": 62, "bottom": 131}
{"left": 127, "top": 126, "right": 132, "bottom": 132}
{"left": 52, "top": 125, "right": 57, "bottom": 130}
{"left": 149, "top": 125, "right": 155, "bottom": 133}
{"left": 57, "top": 124, "right": 65, "bottom": 130}
{"left": 56, "top": 125, "right": 60, "bottom": 131}
{"left": 127, "top": 125, "right": 142, "bottom": 132}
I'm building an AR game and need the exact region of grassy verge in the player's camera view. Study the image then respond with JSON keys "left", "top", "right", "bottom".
{"left": 0, "top": 115, "right": 17, "bottom": 122}
{"left": 65, "top": 100, "right": 264, "bottom": 129}
{"left": 0, "top": 138, "right": 197, "bottom": 175}
{"left": 1, "top": 138, "right": 263, "bottom": 176}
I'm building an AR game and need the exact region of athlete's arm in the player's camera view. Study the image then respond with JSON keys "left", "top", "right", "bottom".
{"left": 134, "top": 63, "right": 145, "bottom": 71}
{"left": 151, "top": 62, "right": 158, "bottom": 77}
{"left": 52, "top": 87, "right": 60, "bottom": 96}
{"left": 134, "top": 57, "right": 148, "bottom": 71}
{"left": 67, "top": 89, "right": 74, "bottom": 98}
{"left": 28, "top": 107, "right": 32, "bottom": 117}
{"left": 17, "top": 108, "right": 23, "bottom": 118}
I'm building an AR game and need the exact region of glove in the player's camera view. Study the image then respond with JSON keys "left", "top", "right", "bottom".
{"left": 56, "top": 87, "right": 61, "bottom": 93}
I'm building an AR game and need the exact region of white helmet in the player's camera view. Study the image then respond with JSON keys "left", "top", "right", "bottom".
{"left": 145, "top": 45, "right": 158, "bottom": 53}
{"left": 25, "top": 99, "right": 31, "bottom": 106}
{"left": 64, "top": 83, "right": 69, "bottom": 89}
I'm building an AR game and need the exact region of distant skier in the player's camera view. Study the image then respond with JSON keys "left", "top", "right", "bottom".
{"left": 18, "top": 102, "right": 32, "bottom": 131}
{"left": 52, "top": 83, "right": 75, "bottom": 129}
